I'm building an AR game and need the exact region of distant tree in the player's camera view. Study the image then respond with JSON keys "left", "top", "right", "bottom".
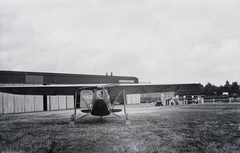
{"left": 225, "top": 80, "right": 230, "bottom": 87}
{"left": 223, "top": 80, "right": 231, "bottom": 93}
{"left": 199, "top": 81, "right": 239, "bottom": 97}
{"left": 218, "top": 85, "right": 224, "bottom": 95}
{"left": 231, "top": 82, "right": 239, "bottom": 91}
{"left": 231, "top": 82, "right": 239, "bottom": 96}
{"left": 204, "top": 82, "right": 215, "bottom": 96}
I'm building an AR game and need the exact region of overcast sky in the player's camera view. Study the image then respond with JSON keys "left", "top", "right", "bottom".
{"left": 0, "top": 0, "right": 239, "bottom": 86}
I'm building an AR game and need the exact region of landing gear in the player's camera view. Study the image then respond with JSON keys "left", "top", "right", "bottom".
{"left": 69, "top": 114, "right": 75, "bottom": 126}
{"left": 125, "top": 113, "right": 131, "bottom": 125}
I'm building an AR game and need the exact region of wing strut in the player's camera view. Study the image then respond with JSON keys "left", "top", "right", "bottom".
{"left": 73, "top": 86, "right": 91, "bottom": 116}
{"left": 108, "top": 89, "right": 130, "bottom": 125}
{"left": 123, "top": 89, "right": 127, "bottom": 115}
{"left": 80, "top": 93, "right": 91, "bottom": 109}
{"left": 71, "top": 90, "right": 83, "bottom": 124}
{"left": 110, "top": 89, "right": 127, "bottom": 114}
{"left": 74, "top": 91, "right": 78, "bottom": 115}
{"left": 123, "top": 89, "right": 130, "bottom": 124}
{"left": 70, "top": 91, "right": 79, "bottom": 125}
{"left": 111, "top": 90, "right": 123, "bottom": 109}
{"left": 71, "top": 90, "right": 92, "bottom": 125}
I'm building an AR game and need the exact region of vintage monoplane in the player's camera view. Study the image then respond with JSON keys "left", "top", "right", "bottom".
{"left": 0, "top": 83, "right": 199, "bottom": 124}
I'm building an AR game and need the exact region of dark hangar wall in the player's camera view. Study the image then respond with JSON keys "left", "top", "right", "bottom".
{"left": 0, "top": 70, "right": 138, "bottom": 84}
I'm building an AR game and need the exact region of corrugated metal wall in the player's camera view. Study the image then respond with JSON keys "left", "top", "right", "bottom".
{"left": 127, "top": 94, "right": 141, "bottom": 104}
{"left": 0, "top": 84, "right": 74, "bottom": 114}
{"left": 0, "top": 93, "right": 74, "bottom": 114}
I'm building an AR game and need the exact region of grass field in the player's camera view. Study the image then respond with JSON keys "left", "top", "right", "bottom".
{"left": 1, "top": 103, "right": 240, "bottom": 153}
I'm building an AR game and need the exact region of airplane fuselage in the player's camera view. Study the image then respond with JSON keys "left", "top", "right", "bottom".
{"left": 83, "top": 89, "right": 112, "bottom": 116}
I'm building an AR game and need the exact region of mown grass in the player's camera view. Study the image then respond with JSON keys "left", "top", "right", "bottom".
{"left": 1, "top": 104, "right": 240, "bottom": 153}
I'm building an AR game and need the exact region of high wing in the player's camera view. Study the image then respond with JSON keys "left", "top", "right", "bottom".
{"left": 0, "top": 83, "right": 199, "bottom": 96}
{"left": 0, "top": 84, "right": 109, "bottom": 95}
{"left": 107, "top": 83, "right": 199, "bottom": 95}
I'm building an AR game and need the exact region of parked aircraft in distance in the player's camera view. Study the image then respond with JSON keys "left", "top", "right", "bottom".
{"left": 0, "top": 83, "right": 199, "bottom": 124}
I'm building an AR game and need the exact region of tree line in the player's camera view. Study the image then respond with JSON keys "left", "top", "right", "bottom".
{"left": 199, "top": 81, "right": 239, "bottom": 97}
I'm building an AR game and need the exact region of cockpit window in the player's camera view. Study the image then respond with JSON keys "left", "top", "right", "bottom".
{"left": 99, "top": 91, "right": 103, "bottom": 97}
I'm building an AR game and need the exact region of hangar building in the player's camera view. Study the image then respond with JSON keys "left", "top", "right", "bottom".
{"left": 0, "top": 70, "right": 139, "bottom": 114}
{"left": 0, "top": 70, "right": 188, "bottom": 114}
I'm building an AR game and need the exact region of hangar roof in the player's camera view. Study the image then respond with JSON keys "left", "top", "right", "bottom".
{"left": 0, "top": 70, "right": 138, "bottom": 84}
